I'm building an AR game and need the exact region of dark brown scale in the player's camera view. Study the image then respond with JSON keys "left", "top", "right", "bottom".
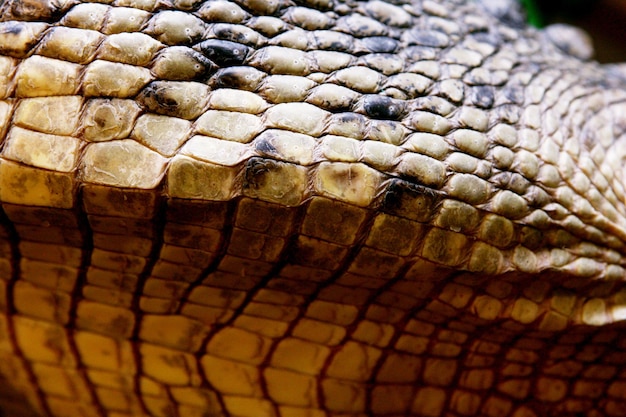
{"left": 139, "top": 83, "right": 179, "bottom": 110}
{"left": 467, "top": 85, "right": 495, "bottom": 108}
{"left": 254, "top": 134, "right": 280, "bottom": 156}
{"left": 362, "top": 94, "right": 406, "bottom": 120}
{"left": 404, "top": 29, "right": 450, "bottom": 48}
{"left": 196, "top": 39, "right": 251, "bottom": 66}
{"left": 0, "top": 21, "right": 47, "bottom": 58}
{"left": 210, "top": 66, "right": 266, "bottom": 91}
{"left": 4, "top": 0, "right": 69, "bottom": 21}
{"left": 360, "top": 36, "right": 399, "bottom": 53}
{"left": 381, "top": 178, "right": 442, "bottom": 223}
{"left": 311, "top": 29, "right": 356, "bottom": 52}
{"left": 500, "top": 83, "right": 525, "bottom": 105}
{"left": 210, "top": 23, "right": 262, "bottom": 46}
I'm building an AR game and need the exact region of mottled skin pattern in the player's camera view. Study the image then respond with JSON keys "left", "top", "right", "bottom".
{"left": 0, "top": 0, "right": 626, "bottom": 416}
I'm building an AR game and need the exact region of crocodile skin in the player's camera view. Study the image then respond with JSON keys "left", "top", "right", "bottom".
{"left": 1, "top": 0, "right": 626, "bottom": 416}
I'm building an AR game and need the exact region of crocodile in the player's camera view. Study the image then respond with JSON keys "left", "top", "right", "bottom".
{"left": 0, "top": 0, "right": 625, "bottom": 416}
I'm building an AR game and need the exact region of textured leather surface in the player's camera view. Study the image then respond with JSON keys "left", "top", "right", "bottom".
{"left": 0, "top": 1, "right": 626, "bottom": 416}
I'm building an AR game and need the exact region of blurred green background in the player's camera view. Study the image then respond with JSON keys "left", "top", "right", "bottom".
{"left": 525, "top": 0, "right": 626, "bottom": 62}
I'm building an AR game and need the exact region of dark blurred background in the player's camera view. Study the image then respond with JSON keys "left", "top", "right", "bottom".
{"left": 539, "top": 0, "right": 626, "bottom": 62}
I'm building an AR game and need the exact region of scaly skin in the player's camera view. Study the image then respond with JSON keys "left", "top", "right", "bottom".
{"left": 0, "top": 0, "right": 626, "bottom": 416}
